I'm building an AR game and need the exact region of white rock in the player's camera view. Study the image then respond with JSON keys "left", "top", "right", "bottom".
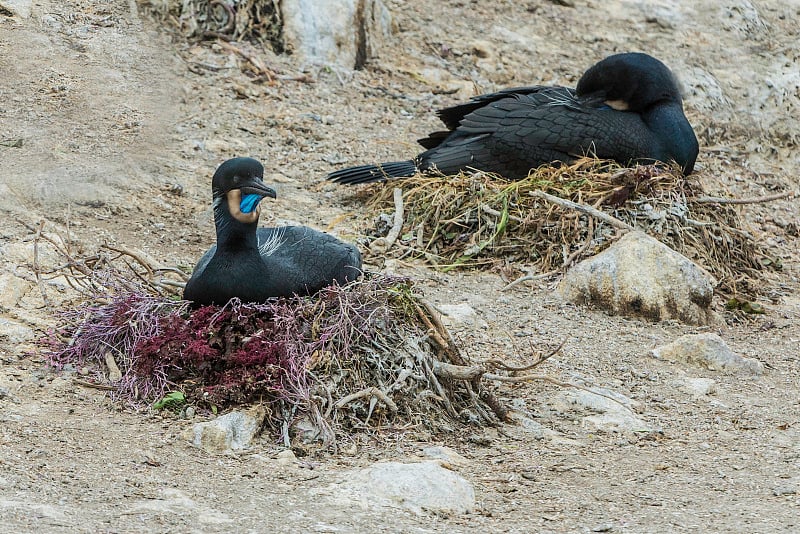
{"left": 0, "top": 274, "right": 32, "bottom": 310}
{"left": 184, "top": 406, "right": 266, "bottom": 453}
{"left": 0, "top": 317, "right": 35, "bottom": 345}
{"left": 422, "top": 445, "right": 470, "bottom": 467}
{"left": 511, "top": 413, "right": 561, "bottom": 440}
{"left": 282, "top": 0, "right": 392, "bottom": 69}
{"left": 129, "top": 488, "right": 232, "bottom": 524}
{"left": 275, "top": 449, "right": 298, "bottom": 464}
{"left": 550, "top": 387, "right": 654, "bottom": 433}
{"left": 437, "top": 303, "right": 486, "bottom": 328}
{"left": 677, "top": 377, "right": 717, "bottom": 397}
{"left": 0, "top": 0, "right": 32, "bottom": 18}
{"left": 559, "top": 231, "right": 717, "bottom": 325}
{"left": 651, "top": 333, "right": 764, "bottom": 375}
{"left": 345, "top": 461, "right": 475, "bottom": 515}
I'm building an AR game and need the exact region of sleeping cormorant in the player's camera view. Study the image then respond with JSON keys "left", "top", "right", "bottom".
{"left": 327, "top": 52, "right": 699, "bottom": 184}
{"left": 183, "top": 157, "right": 362, "bottom": 305}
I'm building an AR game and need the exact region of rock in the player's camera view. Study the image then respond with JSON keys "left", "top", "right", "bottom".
{"left": 772, "top": 485, "right": 797, "bottom": 496}
{"left": 437, "top": 303, "right": 486, "bottom": 328}
{"left": 0, "top": 0, "right": 32, "bottom": 18}
{"left": 275, "top": 449, "right": 297, "bottom": 464}
{"left": 129, "top": 488, "right": 232, "bottom": 524}
{"left": 677, "top": 377, "right": 717, "bottom": 397}
{"left": 559, "top": 231, "right": 717, "bottom": 325}
{"left": 415, "top": 68, "right": 476, "bottom": 99}
{"left": 550, "top": 387, "right": 654, "bottom": 433}
{"left": 651, "top": 333, "right": 764, "bottom": 375}
{"left": 0, "top": 316, "right": 35, "bottom": 345}
{"left": 511, "top": 413, "right": 561, "bottom": 440}
{"left": 0, "top": 274, "right": 31, "bottom": 310}
{"left": 184, "top": 406, "right": 266, "bottom": 453}
{"left": 281, "top": 0, "right": 392, "bottom": 69}
{"left": 470, "top": 39, "right": 493, "bottom": 59}
{"left": 345, "top": 461, "right": 475, "bottom": 514}
{"left": 422, "top": 445, "right": 470, "bottom": 467}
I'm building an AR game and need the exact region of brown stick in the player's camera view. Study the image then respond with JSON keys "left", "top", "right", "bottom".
{"left": 432, "top": 361, "right": 485, "bottom": 381}
{"left": 334, "top": 387, "right": 398, "bottom": 412}
{"left": 414, "top": 302, "right": 453, "bottom": 355}
{"left": 530, "top": 190, "right": 634, "bottom": 230}
{"left": 101, "top": 244, "right": 158, "bottom": 277}
{"left": 692, "top": 191, "right": 794, "bottom": 204}
{"left": 218, "top": 40, "right": 273, "bottom": 81}
{"left": 489, "top": 337, "right": 566, "bottom": 372}
{"left": 104, "top": 352, "right": 123, "bottom": 383}
{"left": 501, "top": 269, "right": 559, "bottom": 292}
{"left": 384, "top": 187, "right": 405, "bottom": 251}
{"left": 481, "top": 204, "right": 524, "bottom": 223}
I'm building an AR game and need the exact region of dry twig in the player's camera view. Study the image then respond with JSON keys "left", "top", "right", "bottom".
{"left": 693, "top": 191, "right": 794, "bottom": 204}
{"left": 384, "top": 187, "right": 405, "bottom": 251}
{"left": 529, "top": 190, "right": 634, "bottom": 230}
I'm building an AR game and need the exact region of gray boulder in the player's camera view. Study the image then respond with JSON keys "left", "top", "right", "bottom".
{"left": 184, "top": 406, "right": 266, "bottom": 453}
{"left": 559, "top": 231, "right": 717, "bottom": 325}
{"left": 343, "top": 461, "right": 475, "bottom": 515}
{"left": 282, "top": 0, "right": 392, "bottom": 69}
{"left": 651, "top": 333, "right": 764, "bottom": 375}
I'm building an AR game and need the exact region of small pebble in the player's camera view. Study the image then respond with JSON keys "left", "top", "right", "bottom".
{"left": 773, "top": 486, "right": 797, "bottom": 496}
{"left": 276, "top": 449, "right": 297, "bottom": 464}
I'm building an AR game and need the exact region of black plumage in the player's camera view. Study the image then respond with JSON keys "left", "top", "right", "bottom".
{"left": 327, "top": 52, "right": 699, "bottom": 184}
{"left": 184, "top": 158, "right": 362, "bottom": 305}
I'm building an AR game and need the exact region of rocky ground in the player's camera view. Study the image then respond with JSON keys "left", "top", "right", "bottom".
{"left": 1, "top": 0, "right": 799, "bottom": 532}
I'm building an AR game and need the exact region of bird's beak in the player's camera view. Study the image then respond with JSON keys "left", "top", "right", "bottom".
{"left": 227, "top": 180, "right": 277, "bottom": 224}
{"left": 241, "top": 181, "right": 277, "bottom": 200}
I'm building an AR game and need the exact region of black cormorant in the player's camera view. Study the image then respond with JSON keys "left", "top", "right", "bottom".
{"left": 184, "top": 157, "right": 362, "bottom": 305}
{"left": 327, "top": 52, "right": 698, "bottom": 184}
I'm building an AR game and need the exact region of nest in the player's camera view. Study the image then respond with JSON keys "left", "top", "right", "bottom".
{"left": 364, "top": 160, "right": 771, "bottom": 296}
{"left": 37, "top": 228, "right": 560, "bottom": 448}
{"left": 140, "top": 0, "right": 283, "bottom": 48}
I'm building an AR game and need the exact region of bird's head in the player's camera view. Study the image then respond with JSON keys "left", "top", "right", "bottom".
{"left": 211, "top": 157, "right": 277, "bottom": 224}
{"left": 576, "top": 52, "right": 683, "bottom": 112}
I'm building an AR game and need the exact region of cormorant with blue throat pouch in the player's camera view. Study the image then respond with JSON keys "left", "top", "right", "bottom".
{"left": 184, "top": 157, "right": 362, "bottom": 305}
{"left": 327, "top": 52, "right": 699, "bottom": 184}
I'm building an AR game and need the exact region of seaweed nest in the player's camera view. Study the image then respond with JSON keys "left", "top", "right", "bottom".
{"left": 39, "top": 232, "right": 553, "bottom": 447}
{"left": 363, "top": 160, "right": 773, "bottom": 296}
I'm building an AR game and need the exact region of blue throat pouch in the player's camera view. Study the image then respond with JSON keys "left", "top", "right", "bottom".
{"left": 240, "top": 193, "right": 262, "bottom": 214}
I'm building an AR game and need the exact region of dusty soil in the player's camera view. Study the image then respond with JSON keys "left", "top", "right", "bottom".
{"left": 1, "top": 0, "right": 799, "bottom": 532}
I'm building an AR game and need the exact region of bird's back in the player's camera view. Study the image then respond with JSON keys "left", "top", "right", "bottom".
{"left": 418, "top": 87, "right": 662, "bottom": 178}
{"left": 260, "top": 226, "right": 362, "bottom": 295}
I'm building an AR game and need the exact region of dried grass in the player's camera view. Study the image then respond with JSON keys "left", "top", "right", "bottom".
{"left": 363, "top": 160, "right": 769, "bottom": 295}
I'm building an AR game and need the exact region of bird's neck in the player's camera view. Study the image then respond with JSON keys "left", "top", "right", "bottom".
{"left": 213, "top": 198, "right": 260, "bottom": 253}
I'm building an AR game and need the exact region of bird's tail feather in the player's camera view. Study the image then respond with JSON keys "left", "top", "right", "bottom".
{"left": 326, "top": 160, "right": 418, "bottom": 185}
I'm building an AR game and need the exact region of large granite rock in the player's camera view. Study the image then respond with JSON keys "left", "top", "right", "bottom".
{"left": 559, "top": 231, "right": 717, "bottom": 325}
{"left": 282, "top": 0, "right": 392, "bottom": 69}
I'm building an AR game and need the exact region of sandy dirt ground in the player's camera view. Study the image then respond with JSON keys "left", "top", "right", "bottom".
{"left": 1, "top": 0, "right": 799, "bottom": 532}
